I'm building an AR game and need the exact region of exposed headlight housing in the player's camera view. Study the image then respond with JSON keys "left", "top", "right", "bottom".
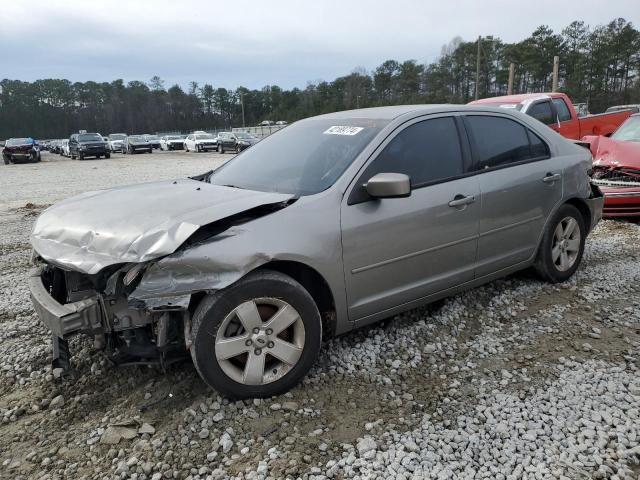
{"left": 123, "top": 263, "right": 146, "bottom": 286}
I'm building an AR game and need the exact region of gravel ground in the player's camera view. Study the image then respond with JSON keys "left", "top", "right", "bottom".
{"left": 1, "top": 151, "right": 639, "bottom": 480}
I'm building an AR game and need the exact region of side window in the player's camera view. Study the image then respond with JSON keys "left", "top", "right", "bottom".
{"left": 552, "top": 98, "right": 572, "bottom": 122}
{"left": 527, "top": 101, "right": 554, "bottom": 125}
{"left": 528, "top": 130, "right": 550, "bottom": 158}
{"left": 351, "top": 117, "right": 464, "bottom": 203}
{"left": 465, "top": 115, "right": 547, "bottom": 169}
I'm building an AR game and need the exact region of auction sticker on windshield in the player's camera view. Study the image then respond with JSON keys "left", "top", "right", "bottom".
{"left": 323, "top": 126, "right": 364, "bottom": 136}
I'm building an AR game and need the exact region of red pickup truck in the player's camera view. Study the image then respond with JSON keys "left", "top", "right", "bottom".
{"left": 469, "top": 92, "right": 631, "bottom": 140}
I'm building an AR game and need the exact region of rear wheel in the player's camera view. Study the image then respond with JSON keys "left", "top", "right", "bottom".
{"left": 105, "top": 152, "right": 111, "bottom": 159}
{"left": 78, "top": 152, "right": 84, "bottom": 160}
{"left": 191, "top": 270, "right": 322, "bottom": 399}
{"left": 535, "top": 204, "right": 585, "bottom": 283}
{"left": 218, "top": 143, "right": 224, "bottom": 154}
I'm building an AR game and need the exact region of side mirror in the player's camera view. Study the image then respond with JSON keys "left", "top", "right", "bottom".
{"left": 365, "top": 173, "right": 411, "bottom": 199}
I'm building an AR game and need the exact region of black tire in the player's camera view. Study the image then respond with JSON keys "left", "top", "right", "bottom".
{"left": 534, "top": 204, "right": 586, "bottom": 283}
{"left": 235, "top": 144, "right": 240, "bottom": 154}
{"left": 3, "top": 154, "right": 10, "bottom": 165}
{"left": 218, "top": 143, "right": 224, "bottom": 154}
{"left": 191, "top": 270, "right": 322, "bottom": 399}
{"left": 105, "top": 152, "right": 111, "bottom": 159}
{"left": 78, "top": 152, "right": 84, "bottom": 160}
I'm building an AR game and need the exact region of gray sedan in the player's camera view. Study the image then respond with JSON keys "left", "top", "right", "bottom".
{"left": 28, "top": 105, "right": 603, "bottom": 398}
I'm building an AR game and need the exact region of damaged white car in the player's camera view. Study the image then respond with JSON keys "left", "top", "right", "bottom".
{"left": 29, "top": 105, "right": 602, "bottom": 398}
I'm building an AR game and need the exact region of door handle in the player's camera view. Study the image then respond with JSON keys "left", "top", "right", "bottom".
{"left": 448, "top": 195, "right": 475, "bottom": 207}
{"left": 542, "top": 173, "right": 561, "bottom": 183}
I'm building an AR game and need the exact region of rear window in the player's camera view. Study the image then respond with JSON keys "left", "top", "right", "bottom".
{"left": 552, "top": 98, "right": 572, "bottom": 122}
{"left": 465, "top": 115, "right": 549, "bottom": 169}
{"left": 527, "top": 101, "right": 554, "bottom": 125}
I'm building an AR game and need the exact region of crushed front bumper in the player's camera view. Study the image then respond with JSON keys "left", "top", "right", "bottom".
{"left": 28, "top": 268, "right": 105, "bottom": 338}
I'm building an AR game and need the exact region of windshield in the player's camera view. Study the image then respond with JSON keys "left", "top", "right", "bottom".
{"left": 129, "top": 136, "right": 145, "bottom": 142}
{"left": 612, "top": 116, "right": 640, "bottom": 142}
{"left": 110, "top": 134, "right": 126, "bottom": 140}
{"left": 145, "top": 135, "right": 159, "bottom": 140}
{"left": 209, "top": 118, "right": 387, "bottom": 195}
{"left": 235, "top": 132, "right": 255, "bottom": 139}
{"left": 195, "top": 134, "right": 214, "bottom": 140}
{"left": 6, "top": 138, "right": 31, "bottom": 146}
{"left": 78, "top": 133, "right": 103, "bottom": 142}
{"left": 167, "top": 135, "right": 181, "bottom": 140}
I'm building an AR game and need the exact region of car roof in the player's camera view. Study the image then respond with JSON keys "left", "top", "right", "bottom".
{"left": 311, "top": 104, "right": 533, "bottom": 121}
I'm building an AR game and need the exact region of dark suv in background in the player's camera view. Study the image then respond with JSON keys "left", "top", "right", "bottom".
{"left": 69, "top": 132, "right": 110, "bottom": 160}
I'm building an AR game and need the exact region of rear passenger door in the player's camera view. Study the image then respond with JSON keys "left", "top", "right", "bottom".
{"left": 463, "top": 114, "right": 563, "bottom": 277}
{"left": 341, "top": 115, "right": 480, "bottom": 322}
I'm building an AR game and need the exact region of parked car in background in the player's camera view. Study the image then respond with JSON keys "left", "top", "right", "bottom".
{"left": 2, "top": 137, "right": 41, "bottom": 164}
{"left": 49, "top": 140, "right": 61, "bottom": 154}
{"left": 28, "top": 105, "right": 602, "bottom": 398}
{"left": 69, "top": 132, "right": 110, "bottom": 160}
{"left": 605, "top": 104, "right": 640, "bottom": 115}
{"left": 60, "top": 139, "right": 70, "bottom": 157}
{"left": 160, "top": 135, "right": 185, "bottom": 151}
{"left": 144, "top": 134, "right": 161, "bottom": 149}
{"left": 585, "top": 114, "right": 640, "bottom": 217}
{"left": 184, "top": 132, "right": 217, "bottom": 152}
{"left": 108, "top": 133, "right": 127, "bottom": 152}
{"left": 469, "top": 93, "right": 632, "bottom": 140}
{"left": 259, "top": 120, "right": 274, "bottom": 126}
{"left": 217, "top": 131, "right": 260, "bottom": 153}
{"left": 275, "top": 120, "right": 288, "bottom": 125}
{"left": 123, "top": 135, "right": 153, "bottom": 154}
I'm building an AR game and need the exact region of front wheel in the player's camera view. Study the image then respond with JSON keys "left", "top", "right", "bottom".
{"left": 105, "top": 152, "right": 111, "bottom": 159}
{"left": 534, "top": 204, "right": 585, "bottom": 283}
{"left": 3, "top": 155, "right": 10, "bottom": 165}
{"left": 218, "top": 143, "right": 224, "bottom": 154}
{"left": 191, "top": 270, "right": 322, "bottom": 399}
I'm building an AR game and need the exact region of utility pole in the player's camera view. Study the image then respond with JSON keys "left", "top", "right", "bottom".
{"left": 552, "top": 56, "right": 559, "bottom": 92}
{"left": 507, "top": 63, "right": 515, "bottom": 95}
{"left": 475, "top": 36, "right": 481, "bottom": 100}
{"left": 240, "top": 92, "right": 246, "bottom": 128}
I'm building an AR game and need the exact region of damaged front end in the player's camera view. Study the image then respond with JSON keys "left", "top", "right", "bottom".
{"left": 29, "top": 258, "right": 193, "bottom": 372}
{"left": 591, "top": 166, "right": 640, "bottom": 217}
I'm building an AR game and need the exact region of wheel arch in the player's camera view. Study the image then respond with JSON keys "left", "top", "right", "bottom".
{"left": 564, "top": 197, "right": 592, "bottom": 233}
{"left": 256, "top": 260, "right": 337, "bottom": 337}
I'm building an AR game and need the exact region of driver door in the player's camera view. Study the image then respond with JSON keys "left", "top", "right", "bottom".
{"left": 341, "top": 115, "right": 480, "bottom": 322}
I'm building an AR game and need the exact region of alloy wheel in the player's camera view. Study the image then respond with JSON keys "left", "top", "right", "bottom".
{"left": 215, "top": 298, "right": 305, "bottom": 385}
{"left": 551, "top": 216, "right": 581, "bottom": 272}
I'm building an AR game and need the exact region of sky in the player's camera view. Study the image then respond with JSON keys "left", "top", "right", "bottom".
{"left": 1, "top": 0, "right": 638, "bottom": 91}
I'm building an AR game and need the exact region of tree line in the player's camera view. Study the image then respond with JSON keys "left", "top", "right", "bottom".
{"left": 1, "top": 17, "right": 638, "bottom": 139}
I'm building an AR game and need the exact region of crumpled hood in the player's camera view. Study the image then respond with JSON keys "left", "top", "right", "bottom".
{"left": 586, "top": 135, "right": 640, "bottom": 169}
{"left": 31, "top": 178, "right": 293, "bottom": 274}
